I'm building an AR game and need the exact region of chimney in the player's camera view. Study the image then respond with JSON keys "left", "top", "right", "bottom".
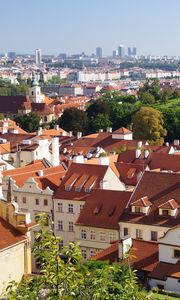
{"left": 54, "top": 124, "right": 59, "bottom": 130}
{"left": 99, "top": 129, "right": 103, "bottom": 133}
{"left": 137, "top": 141, "right": 142, "bottom": 148}
{"left": 99, "top": 156, "right": 109, "bottom": 166}
{"left": 0, "top": 171, "right": 5, "bottom": 200}
{"left": 144, "top": 149, "right": 149, "bottom": 158}
{"left": 73, "top": 155, "right": 84, "bottom": 164}
{"left": 165, "top": 142, "right": 169, "bottom": 146}
{"left": 77, "top": 132, "right": 82, "bottom": 139}
{"left": 174, "top": 139, "right": 180, "bottom": 146}
{"left": 107, "top": 127, "right": 112, "bottom": 133}
{"left": 37, "top": 127, "right": 43, "bottom": 136}
{"left": 51, "top": 137, "right": 60, "bottom": 166}
{"left": 69, "top": 131, "right": 73, "bottom": 137}
{"left": 135, "top": 149, "right": 141, "bottom": 159}
{"left": 38, "top": 170, "right": 44, "bottom": 177}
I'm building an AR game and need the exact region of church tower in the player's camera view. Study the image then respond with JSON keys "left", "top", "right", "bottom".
{"left": 29, "top": 72, "right": 45, "bottom": 103}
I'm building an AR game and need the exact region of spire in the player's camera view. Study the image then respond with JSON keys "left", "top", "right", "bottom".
{"left": 7, "top": 177, "right": 12, "bottom": 203}
{"left": 31, "top": 71, "right": 38, "bottom": 87}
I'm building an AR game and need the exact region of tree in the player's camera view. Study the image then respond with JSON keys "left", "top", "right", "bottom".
{"left": 14, "top": 112, "right": 41, "bottom": 132}
{"left": 161, "top": 108, "right": 180, "bottom": 142}
{"left": 138, "top": 91, "right": 155, "bottom": 104}
{"left": 139, "top": 79, "right": 161, "bottom": 100}
{"left": 90, "top": 113, "right": 112, "bottom": 132}
{"left": 4, "top": 214, "right": 147, "bottom": 300}
{"left": 86, "top": 99, "right": 110, "bottom": 118}
{"left": 59, "top": 108, "right": 88, "bottom": 134}
{"left": 132, "top": 107, "right": 167, "bottom": 145}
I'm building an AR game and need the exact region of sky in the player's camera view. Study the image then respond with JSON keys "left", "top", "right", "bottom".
{"left": 1, "top": 0, "right": 180, "bottom": 56}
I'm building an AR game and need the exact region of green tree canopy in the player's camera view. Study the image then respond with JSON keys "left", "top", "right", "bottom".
{"left": 132, "top": 107, "right": 167, "bottom": 145}
{"left": 14, "top": 112, "right": 41, "bottom": 132}
{"left": 138, "top": 91, "right": 155, "bottom": 104}
{"left": 59, "top": 108, "right": 89, "bottom": 134}
{"left": 4, "top": 214, "right": 148, "bottom": 300}
{"left": 90, "top": 113, "right": 112, "bottom": 132}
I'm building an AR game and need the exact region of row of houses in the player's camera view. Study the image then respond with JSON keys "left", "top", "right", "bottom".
{"left": 0, "top": 122, "right": 179, "bottom": 293}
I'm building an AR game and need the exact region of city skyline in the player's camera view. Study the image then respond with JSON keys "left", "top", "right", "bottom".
{"left": 1, "top": 0, "right": 180, "bottom": 56}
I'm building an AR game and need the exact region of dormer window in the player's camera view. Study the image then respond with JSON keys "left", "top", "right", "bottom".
{"left": 64, "top": 173, "right": 79, "bottom": 191}
{"left": 158, "top": 199, "right": 179, "bottom": 217}
{"left": 162, "top": 209, "right": 170, "bottom": 216}
{"left": 131, "top": 196, "right": 152, "bottom": 214}
{"left": 135, "top": 206, "right": 141, "bottom": 213}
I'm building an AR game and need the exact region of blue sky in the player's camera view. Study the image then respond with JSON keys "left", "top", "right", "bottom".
{"left": 1, "top": 0, "right": 180, "bottom": 56}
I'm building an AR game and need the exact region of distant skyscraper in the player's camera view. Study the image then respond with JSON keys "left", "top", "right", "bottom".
{"left": 8, "top": 52, "right": 16, "bottom": 59}
{"left": 35, "top": 49, "right": 42, "bottom": 64}
{"left": 112, "top": 50, "right": 117, "bottom": 58}
{"left": 128, "top": 47, "right": 137, "bottom": 57}
{"left": 96, "top": 47, "right": 103, "bottom": 58}
{"left": 117, "top": 45, "right": 125, "bottom": 58}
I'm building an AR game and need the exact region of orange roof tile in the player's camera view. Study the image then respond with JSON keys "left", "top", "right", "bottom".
{"left": 0, "top": 217, "right": 26, "bottom": 250}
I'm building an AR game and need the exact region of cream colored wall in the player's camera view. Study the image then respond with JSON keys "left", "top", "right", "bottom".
{"left": 119, "top": 222, "right": 170, "bottom": 241}
{"left": 104, "top": 167, "right": 125, "bottom": 191}
{"left": 0, "top": 242, "right": 25, "bottom": 293}
{"left": 54, "top": 199, "right": 85, "bottom": 245}
{"left": 166, "top": 277, "right": 180, "bottom": 293}
{"left": 75, "top": 225, "right": 118, "bottom": 258}
{"left": 3, "top": 178, "right": 53, "bottom": 273}
{"left": 159, "top": 244, "right": 180, "bottom": 264}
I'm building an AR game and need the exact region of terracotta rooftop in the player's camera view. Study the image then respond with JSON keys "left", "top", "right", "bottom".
{"left": 149, "top": 261, "right": 180, "bottom": 280}
{"left": 91, "top": 239, "right": 158, "bottom": 273}
{"left": 0, "top": 217, "right": 26, "bottom": 250}
{"left": 113, "top": 127, "right": 132, "bottom": 135}
{"left": 76, "top": 189, "right": 132, "bottom": 230}
{"left": 120, "top": 171, "right": 180, "bottom": 227}
{"left": 54, "top": 163, "right": 110, "bottom": 200}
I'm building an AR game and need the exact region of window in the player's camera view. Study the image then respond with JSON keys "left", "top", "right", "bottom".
{"left": 151, "top": 231, "right": 157, "bottom": 241}
{"left": 174, "top": 249, "right": 180, "bottom": 258}
{"left": 58, "top": 220, "right": 63, "bottom": 231}
{"left": 22, "top": 197, "right": 26, "bottom": 204}
{"left": 68, "top": 221, "right": 74, "bottom": 232}
{"left": 32, "top": 91, "right": 34, "bottom": 95}
{"left": 136, "top": 229, "right": 142, "bottom": 239}
{"left": 99, "top": 232, "right": 105, "bottom": 241}
{"left": 14, "top": 196, "right": 17, "bottom": 202}
{"left": 162, "top": 209, "right": 170, "bottom": 216}
{"left": 135, "top": 206, "right": 141, "bottom": 213}
{"left": 81, "top": 230, "right": 87, "bottom": 239}
{"left": 123, "top": 227, "right": 129, "bottom": 236}
{"left": 58, "top": 203, "right": 63, "bottom": 212}
{"left": 68, "top": 203, "right": 74, "bottom": 214}
{"left": 35, "top": 199, "right": 39, "bottom": 205}
{"left": 58, "top": 240, "right": 63, "bottom": 249}
{"left": 82, "top": 249, "right": 87, "bottom": 259}
{"left": 80, "top": 204, "right": 84, "bottom": 211}
{"left": 90, "top": 230, "right": 96, "bottom": 240}
{"left": 90, "top": 249, "right": 95, "bottom": 257}
{"left": 109, "top": 232, "right": 116, "bottom": 242}
{"left": 44, "top": 199, "right": 48, "bottom": 206}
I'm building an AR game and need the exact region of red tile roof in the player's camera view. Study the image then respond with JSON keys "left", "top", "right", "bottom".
{"left": 115, "top": 162, "right": 145, "bottom": 186}
{"left": 131, "top": 196, "right": 152, "bottom": 207}
{"left": 54, "top": 163, "right": 110, "bottom": 200}
{"left": 91, "top": 241, "right": 119, "bottom": 263}
{"left": 158, "top": 199, "right": 179, "bottom": 210}
{"left": 4, "top": 163, "right": 66, "bottom": 191}
{"left": 0, "top": 217, "right": 26, "bottom": 250}
{"left": 76, "top": 189, "right": 132, "bottom": 230}
{"left": 120, "top": 171, "right": 180, "bottom": 227}
{"left": 113, "top": 127, "right": 132, "bottom": 134}
{"left": 149, "top": 261, "right": 180, "bottom": 280}
{"left": 91, "top": 239, "right": 158, "bottom": 272}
